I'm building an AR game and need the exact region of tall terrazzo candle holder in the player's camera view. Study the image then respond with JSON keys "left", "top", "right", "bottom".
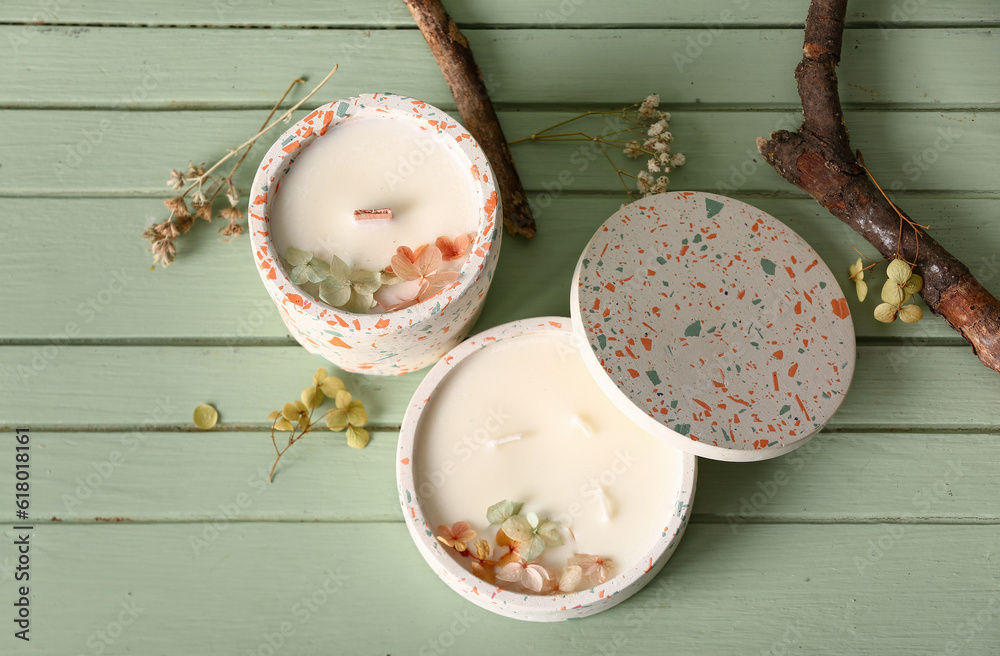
{"left": 249, "top": 93, "right": 501, "bottom": 375}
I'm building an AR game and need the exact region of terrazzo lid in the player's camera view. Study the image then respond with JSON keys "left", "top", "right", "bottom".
{"left": 569, "top": 192, "right": 856, "bottom": 462}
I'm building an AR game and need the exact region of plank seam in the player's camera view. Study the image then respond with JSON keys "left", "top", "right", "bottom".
{"left": 4, "top": 425, "right": 998, "bottom": 435}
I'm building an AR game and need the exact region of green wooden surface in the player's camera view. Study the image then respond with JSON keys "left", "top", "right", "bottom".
{"left": 2, "top": 1, "right": 999, "bottom": 654}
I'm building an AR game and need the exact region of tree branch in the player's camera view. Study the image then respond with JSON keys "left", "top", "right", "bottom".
{"left": 403, "top": 0, "right": 537, "bottom": 238}
{"left": 757, "top": 0, "right": 1000, "bottom": 375}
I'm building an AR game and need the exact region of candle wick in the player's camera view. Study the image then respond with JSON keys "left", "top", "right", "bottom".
{"left": 353, "top": 208, "right": 393, "bottom": 221}
{"left": 487, "top": 433, "right": 522, "bottom": 448}
{"left": 596, "top": 487, "right": 613, "bottom": 522}
{"left": 571, "top": 415, "right": 594, "bottom": 436}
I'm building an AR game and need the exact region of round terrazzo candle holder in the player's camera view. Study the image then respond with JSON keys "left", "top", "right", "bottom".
{"left": 397, "top": 192, "right": 856, "bottom": 621}
{"left": 249, "top": 94, "right": 501, "bottom": 376}
{"left": 397, "top": 318, "right": 698, "bottom": 622}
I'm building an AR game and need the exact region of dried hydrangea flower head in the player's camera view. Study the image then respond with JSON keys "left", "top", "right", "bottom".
{"left": 266, "top": 367, "right": 370, "bottom": 482}
{"left": 277, "top": 233, "right": 471, "bottom": 314}
{"left": 435, "top": 499, "right": 615, "bottom": 596}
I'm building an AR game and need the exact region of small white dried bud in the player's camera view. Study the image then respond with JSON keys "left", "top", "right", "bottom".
{"left": 167, "top": 169, "right": 185, "bottom": 190}
{"left": 623, "top": 140, "right": 642, "bottom": 158}
{"left": 636, "top": 171, "right": 653, "bottom": 194}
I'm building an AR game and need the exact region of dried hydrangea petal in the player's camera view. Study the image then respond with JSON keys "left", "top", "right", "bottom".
{"left": 559, "top": 565, "right": 583, "bottom": 592}
{"left": 346, "top": 425, "right": 370, "bottom": 449}
{"left": 881, "top": 280, "right": 904, "bottom": 305}
{"left": 903, "top": 274, "right": 923, "bottom": 294}
{"left": 874, "top": 302, "right": 898, "bottom": 323}
{"left": 193, "top": 404, "right": 218, "bottom": 429}
{"left": 319, "top": 279, "right": 351, "bottom": 307}
{"left": 899, "top": 304, "right": 923, "bottom": 323}
{"left": 501, "top": 515, "right": 534, "bottom": 542}
{"left": 886, "top": 258, "right": 912, "bottom": 284}
{"left": 284, "top": 247, "right": 312, "bottom": 267}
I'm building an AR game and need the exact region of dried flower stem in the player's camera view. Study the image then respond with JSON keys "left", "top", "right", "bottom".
{"left": 510, "top": 95, "right": 685, "bottom": 200}
{"left": 267, "top": 368, "right": 370, "bottom": 482}
{"left": 856, "top": 150, "right": 928, "bottom": 266}
{"left": 268, "top": 381, "right": 323, "bottom": 483}
{"left": 145, "top": 67, "right": 339, "bottom": 266}
{"left": 182, "top": 66, "right": 338, "bottom": 198}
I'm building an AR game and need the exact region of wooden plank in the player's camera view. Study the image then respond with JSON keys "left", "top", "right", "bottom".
{"left": 2, "top": 431, "right": 995, "bottom": 524}
{"left": 1, "top": 110, "right": 992, "bottom": 195}
{"left": 1, "top": 196, "right": 997, "bottom": 341}
{"left": 2, "top": 28, "right": 999, "bottom": 108}
{"left": 1, "top": 345, "right": 998, "bottom": 429}
{"left": 3, "top": 0, "right": 998, "bottom": 27}
{"left": 4, "top": 522, "right": 999, "bottom": 654}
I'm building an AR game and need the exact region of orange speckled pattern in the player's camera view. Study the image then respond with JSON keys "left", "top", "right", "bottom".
{"left": 571, "top": 192, "right": 856, "bottom": 461}
{"left": 248, "top": 93, "right": 501, "bottom": 376}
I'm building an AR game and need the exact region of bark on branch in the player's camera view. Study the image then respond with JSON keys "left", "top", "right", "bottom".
{"left": 403, "top": 0, "right": 537, "bottom": 238}
{"left": 757, "top": 0, "right": 1000, "bottom": 374}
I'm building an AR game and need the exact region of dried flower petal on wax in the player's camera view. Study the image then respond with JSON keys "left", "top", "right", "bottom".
{"left": 472, "top": 561, "right": 496, "bottom": 584}
{"left": 496, "top": 560, "right": 550, "bottom": 592}
{"left": 436, "top": 521, "right": 477, "bottom": 552}
{"left": 436, "top": 234, "right": 473, "bottom": 262}
{"left": 558, "top": 565, "right": 583, "bottom": 592}
{"left": 486, "top": 499, "right": 524, "bottom": 526}
{"left": 568, "top": 553, "right": 614, "bottom": 585}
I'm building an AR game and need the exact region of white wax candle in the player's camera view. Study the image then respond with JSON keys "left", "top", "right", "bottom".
{"left": 270, "top": 116, "right": 479, "bottom": 271}
{"left": 414, "top": 331, "right": 681, "bottom": 587}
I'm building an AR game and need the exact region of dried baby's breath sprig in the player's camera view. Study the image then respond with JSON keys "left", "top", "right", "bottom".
{"left": 266, "top": 366, "right": 369, "bottom": 482}
{"left": 509, "top": 94, "right": 686, "bottom": 201}
{"left": 143, "top": 66, "right": 339, "bottom": 267}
